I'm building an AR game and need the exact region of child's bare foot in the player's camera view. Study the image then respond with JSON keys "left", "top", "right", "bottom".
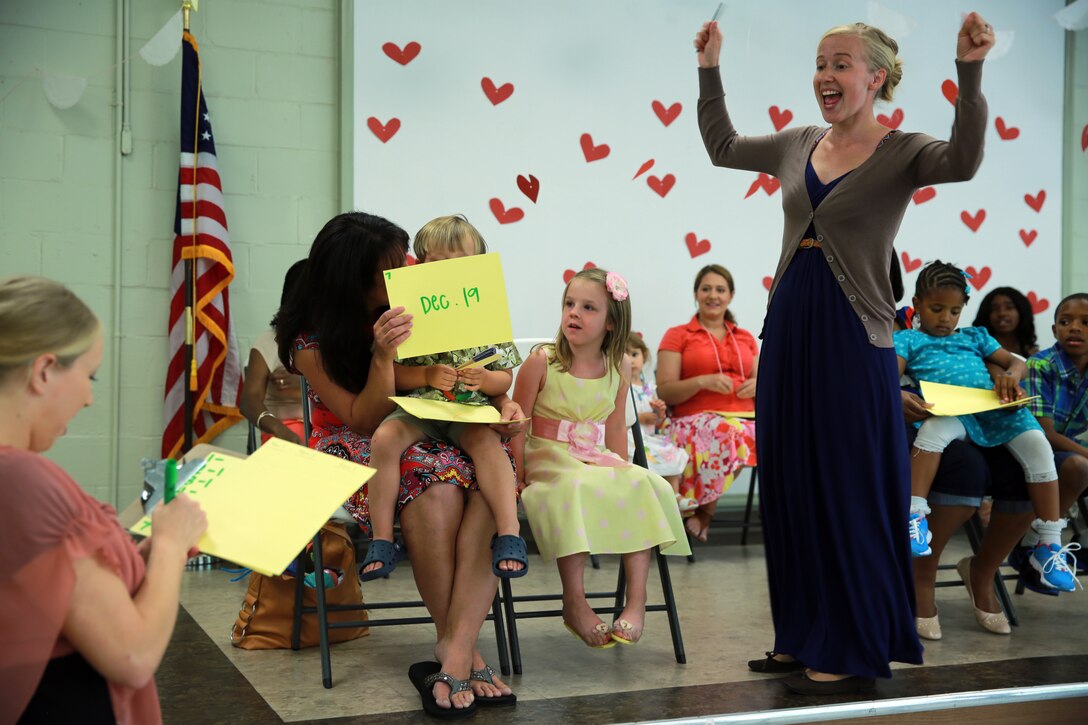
{"left": 685, "top": 510, "right": 711, "bottom": 542}
{"left": 562, "top": 601, "right": 614, "bottom": 647}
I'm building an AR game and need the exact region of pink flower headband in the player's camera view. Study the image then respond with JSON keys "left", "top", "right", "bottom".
{"left": 605, "top": 271, "right": 629, "bottom": 302}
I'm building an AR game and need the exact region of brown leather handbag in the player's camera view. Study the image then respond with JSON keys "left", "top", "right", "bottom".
{"left": 229, "top": 522, "right": 368, "bottom": 649}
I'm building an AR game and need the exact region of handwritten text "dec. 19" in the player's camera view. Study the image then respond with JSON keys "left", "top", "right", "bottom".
{"left": 421, "top": 287, "right": 481, "bottom": 314}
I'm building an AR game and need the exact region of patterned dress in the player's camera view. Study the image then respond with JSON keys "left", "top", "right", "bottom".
{"left": 292, "top": 334, "right": 515, "bottom": 536}
{"left": 520, "top": 355, "right": 691, "bottom": 560}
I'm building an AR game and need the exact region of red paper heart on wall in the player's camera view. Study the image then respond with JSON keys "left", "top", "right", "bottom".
{"left": 489, "top": 198, "right": 524, "bottom": 224}
{"left": 1027, "top": 291, "right": 1049, "bottom": 315}
{"left": 941, "top": 80, "right": 958, "bottom": 105}
{"left": 912, "top": 187, "right": 936, "bottom": 205}
{"left": 481, "top": 77, "right": 514, "bottom": 105}
{"left": 685, "top": 233, "right": 711, "bottom": 258}
{"left": 877, "top": 108, "right": 904, "bottom": 130}
{"left": 769, "top": 105, "right": 793, "bottom": 131}
{"left": 744, "top": 173, "right": 780, "bottom": 198}
{"left": 960, "top": 209, "right": 986, "bottom": 232}
{"left": 367, "top": 117, "right": 400, "bottom": 143}
{"left": 1024, "top": 190, "right": 1045, "bottom": 212}
{"left": 647, "top": 174, "right": 676, "bottom": 198}
{"left": 1019, "top": 229, "right": 1037, "bottom": 247}
{"left": 995, "top": 117, "right": 1020, "bottom": 140}
{"left": 563, "top": 262, "right": 596, "bottom": 284}
{"left": 652, "top": 101, "right": 682, "bottom": 127}
{"left": 382, "top": 41, "right": 421, "bottom": 65}
{"left": 516, "top": 174, "right": 540, "bottom": 203}
{"left": 900, "top": 251, "right": 922, "bottom": 273}
{"left": 580, "top": 133, "right": 610, "bottom": 162}
{"left": 762, "top": 276, "right": 773, "bottom": 291}
{"left": 965, "top": 265, "right": 991, "bottom": 291}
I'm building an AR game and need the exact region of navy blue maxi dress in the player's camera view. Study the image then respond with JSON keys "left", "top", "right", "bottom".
{"left": 754, "top": 156, "right": 924, "bottom": 679}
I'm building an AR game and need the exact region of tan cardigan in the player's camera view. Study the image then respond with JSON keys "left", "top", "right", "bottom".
{"left": 697, "top": 60, "right": 987, "bottom": 347}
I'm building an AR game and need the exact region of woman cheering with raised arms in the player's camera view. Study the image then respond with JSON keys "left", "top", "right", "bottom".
{"left": 694, "top": 13, "right": 993, "bottom": 693}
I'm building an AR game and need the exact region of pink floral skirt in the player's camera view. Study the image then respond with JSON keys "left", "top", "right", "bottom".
{"left": 665, "top": 412, "right": 757, "bottom": 505}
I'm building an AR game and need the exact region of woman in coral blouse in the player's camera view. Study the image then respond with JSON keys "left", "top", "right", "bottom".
{"left": 657, "top": 264, "right": 757, "bottom": 541}
{"left": 0, "top": 276, "right": 207, "bottom": 724}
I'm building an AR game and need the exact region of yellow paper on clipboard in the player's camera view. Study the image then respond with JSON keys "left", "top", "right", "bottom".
{"left": 714, "top": 410, "right": 756, "bottom": 420}
{"left": 128, "top": 439, "right": 373, "bottom": 576}
{"left": 384, "top": 253, "right": 513, "bottom": 358}
{"left": 919, "top": 380, "right": 1038, "bottom": 417}
{"left": 390, "top": 396, "right": 529, "bottom": 424}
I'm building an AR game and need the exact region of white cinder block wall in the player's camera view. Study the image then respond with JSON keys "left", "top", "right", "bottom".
{"left": 1, "top": 2, "right": 1086, "bottom": 508}
{"left": 1, "top": 0, "right": 339, "bottom": 506}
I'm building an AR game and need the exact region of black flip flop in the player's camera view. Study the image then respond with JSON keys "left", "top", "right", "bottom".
{"left": 470, "top": 663, "right": 517, "bottom": 706}
{"left": 491, "top": 534, "right": 529, "bottom": 578}
{"left": 408, "top": 661, "right": 477, "bottom": 719}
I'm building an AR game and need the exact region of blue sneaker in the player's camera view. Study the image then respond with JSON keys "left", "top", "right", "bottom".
{"left": 1007, "top": 543, "right": 1059, "bottom": 597}
{"left": 909, "top": 514, "right": 932, "bottom": 557}
{"left": 1030, "top": 543, "right": 1082, "bottom": 592}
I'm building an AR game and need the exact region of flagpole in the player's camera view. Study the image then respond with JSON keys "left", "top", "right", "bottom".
{"left": 181, "top": 0, "right": 195, "bottom": 453}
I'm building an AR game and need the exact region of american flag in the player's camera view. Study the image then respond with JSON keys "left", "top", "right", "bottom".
{"left": 162, "top": 30, "right": 243, "bottom": 458}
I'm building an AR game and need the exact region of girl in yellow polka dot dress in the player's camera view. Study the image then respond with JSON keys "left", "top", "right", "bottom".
{"left": 513, "top": 268, "right": 691, "bottom": 648}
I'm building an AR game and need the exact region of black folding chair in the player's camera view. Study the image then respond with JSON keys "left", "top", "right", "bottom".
{"left": 497, "top": 415, "right": 686, "bottom": 674}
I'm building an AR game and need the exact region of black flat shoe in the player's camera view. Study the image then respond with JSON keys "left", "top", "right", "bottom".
{"left": 747, "top": 651, "right": 805, "bottom": 674}
{"left": 782, "top": 671, "right": 876, "bottom": 695}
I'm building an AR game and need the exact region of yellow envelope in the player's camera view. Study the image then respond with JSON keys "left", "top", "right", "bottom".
{"left": 714, "top": 410, "right": 756, "bottom": 420}
{"left": 390, "top": 395, "right": 529, "bottom": 424}
{"left": 384, "top": 253, "right": 513, "bottom": 358}
{"left": 919, "top": 380, "right": 1039, "bottom": 417}
{"left": 129, "top": 438, "right": 374, "bottom": 576}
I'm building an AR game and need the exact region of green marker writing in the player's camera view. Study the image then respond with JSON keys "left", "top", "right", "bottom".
{"left": 164, "top": 458, "right": 178, "bottom": 504}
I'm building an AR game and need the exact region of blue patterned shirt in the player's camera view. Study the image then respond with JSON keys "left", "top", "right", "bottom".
{"left": 1026, "top": 344, "right": 1088, "bottom": 444}
{"left": 894, "top": 326, "right": 1041, "bottom": 447}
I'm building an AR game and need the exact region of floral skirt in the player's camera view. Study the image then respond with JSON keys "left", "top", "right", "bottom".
{"left": 309, "top": 423, "right": 515, "bottom": 537}
{"left": 664, "top": 413, "right": 756, "bottom": 505}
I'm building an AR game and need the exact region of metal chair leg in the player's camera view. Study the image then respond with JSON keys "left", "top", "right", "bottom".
{"left": 291, "top": 549, "right": 306, "bottom": 651}
{"left": 490, "top": 591, "right": 511, "bottom": 677}
{"left": 500, "top": 577, "right": 522, "bottom": 675}
{"left": 655, "top": 548, "right": 687, "bottom": 664}
{"left": 741, "top": 468, "right": 759, "bottom": 546}
{"left": 613, "top": 559, "right": 626, "bottom": 619}
{"left": 311, "top": 532, "right": 334, "bottom": 688}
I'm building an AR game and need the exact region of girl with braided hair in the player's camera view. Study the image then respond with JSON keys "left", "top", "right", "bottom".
{"left": 894, "top": 261, "right": 1078, "bottom": 594}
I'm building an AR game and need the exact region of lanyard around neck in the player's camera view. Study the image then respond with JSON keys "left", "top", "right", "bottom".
{"left": 700, "top": 323, "right": 745, "bottom": 380}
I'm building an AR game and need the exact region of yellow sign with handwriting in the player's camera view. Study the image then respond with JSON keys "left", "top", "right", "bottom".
{"left": 384, "top": 253, "right": 513, "bottom": 358}
{"left": 919, "top": 380, "right": 1038, "bottom": 417}
{"left": 129, "top": 438, "right": 374, "bottom": 576}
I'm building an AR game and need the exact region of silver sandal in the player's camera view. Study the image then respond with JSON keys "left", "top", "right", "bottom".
{"left": 469, "top": 664, "right": 517, "bottom": 706}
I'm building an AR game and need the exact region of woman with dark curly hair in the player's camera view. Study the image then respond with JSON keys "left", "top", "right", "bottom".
{"left": 972, "top": 287, "right": 1039, "bottom": 358}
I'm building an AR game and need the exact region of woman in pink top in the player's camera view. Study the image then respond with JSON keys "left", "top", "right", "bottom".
{"left": 0, "top": 276, "right": 207, "bottom": 724}
{"left": 657, "top": 264, "right": 758, "bottom": 542}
